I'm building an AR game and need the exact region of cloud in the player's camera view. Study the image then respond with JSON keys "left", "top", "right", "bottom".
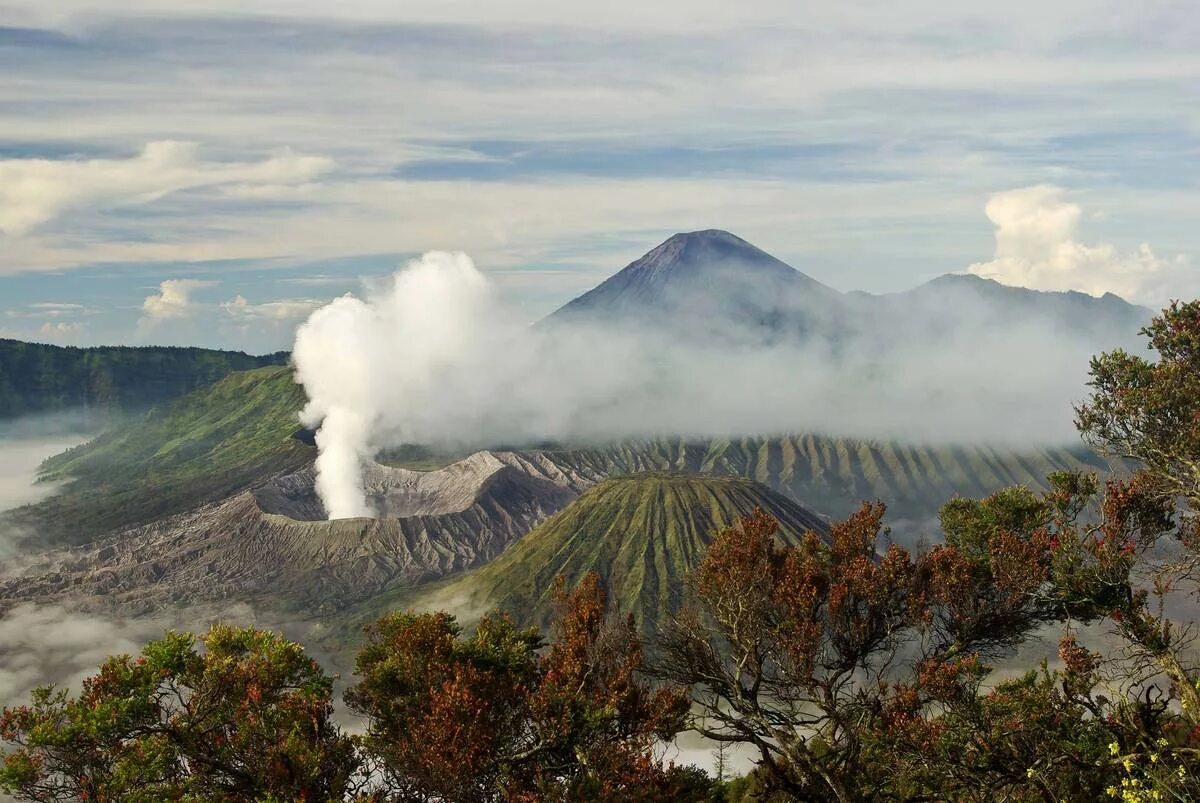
{"left": 0, "top": 425, "right": 94, "bottom": 559}
{"left": 293, "top": 250, "right": 1128, "bottom": 519}
{"left": 141, "top": 278, "right": 216, "bottom": 320}
{"left": 0, "top": 5, "right": 1197, "bottom": 324}
{"left": 28, "top": 302, "right": 85, "bottom": 315}
{"left": 36, "top": 321, "right": 83, "bottom": 340}
{"left": 0, "top": 604, "right": 164, "bottom": 709}
{"left": 968, "top": 185, "right": 1196, "bottom": 306}
{"left": 0, "top": 598, "right": 346, "bottom": 716}
{"left": 0, "top": 141, "right": 332, "bottom": 237}
{"left": 222, "top": 294, "right": 323, "bottom": 322}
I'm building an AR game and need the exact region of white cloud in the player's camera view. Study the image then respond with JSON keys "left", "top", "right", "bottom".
{"left": 28, "top": 302, "right": 85, "bottom": 313}
{"left": 141, "top": 278, "right": 216, "bottom": 320}
{"left": 0, "top": 4, "right": 1196, "bottom": 317}
{"left": 0, "top": 141, "right": 332, "bottom": 237}
{"left": 0, "top": 604, "right": 163, "bottom": 708}
{"left": 968, "top": 186, "right": 1196, "bottom": 306}
{"left": 222, "top": 294, "right": 323, "bottom": 322}
{"left": 36, "top": 321, "right": 83, "bottom": 340}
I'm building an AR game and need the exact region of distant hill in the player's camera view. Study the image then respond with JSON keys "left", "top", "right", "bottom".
{"left": 7, "top": 365, "right": 312, "bottom": 546}
{"left": 419, "top": 473, "right": 829, "bottom": 635}
{"left": 861, "top": 272, "right": 1152, "bottom": 345}
{"left": 545, "top": 229, "right": 1152, "bottom": 346}
{"left": 0, "top": 338, "right": 288, "bottom": 420}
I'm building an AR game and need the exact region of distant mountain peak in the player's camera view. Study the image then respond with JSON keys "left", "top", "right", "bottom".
{"left": 546, "top": 229, "right": 837, "bottom": 327}
{"left": 650, "top": 228, "right": 761, "bottom": 256}
{"left": 628, "top": 228, "right": 793, "bottom": 275}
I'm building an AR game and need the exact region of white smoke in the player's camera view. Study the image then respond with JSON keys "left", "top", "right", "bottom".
{"left": 293, "top": 252, "right": 498, "bottom": 518}
{"left": 291, "top": 250, "right": 1145, "bottom": 520}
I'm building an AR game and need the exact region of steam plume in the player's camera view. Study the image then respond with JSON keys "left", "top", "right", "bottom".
{"left": 293, "top": 252, "right": 495, "bottom": 518}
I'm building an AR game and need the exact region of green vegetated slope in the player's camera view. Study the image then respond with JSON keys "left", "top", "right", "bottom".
{"left": 0, "top": 338, "right": 288, "bottom": 419}
{"left": 421, "top": 473, "right": 828, "bottom": 635}
{"left": 539, "top": 435, "right": 1112, "bottom": 524}
{"left": 13, "top": 365, "right": 312, "bottom": 544}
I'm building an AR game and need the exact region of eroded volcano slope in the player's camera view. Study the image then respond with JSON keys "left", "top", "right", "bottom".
{"left": 415, "top": 473, "right": 830, "bottom": 636}
{"left": 0, "top": 451, "right": 584, "bottom": 615}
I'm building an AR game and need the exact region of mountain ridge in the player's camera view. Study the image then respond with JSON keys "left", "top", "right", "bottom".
{"left": 545, "top": 229, "right": 1151, "bottom": 343}
{"left": 0, "top": 338, "right": 288, "bottom": 420}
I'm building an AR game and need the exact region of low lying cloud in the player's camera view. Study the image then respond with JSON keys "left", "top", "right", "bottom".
{"left": 293, "top": 251, "right": 1134, "bottom": 519}
{"left": 0, "top": 419, "right": 96, "bottom": 558}
{"left": 0, "top": 141, "right": 332, "bottom": 238}
{"left": 133, "top": 283, "right": 327, "bottom": 350}
{"left": 0, "top": 604, "right": 163, "bottom": 709}
{"left": 141, "top": 278, "right": 217, "bottom": 320}
{"left": 968, "top": 185, "right": 1195, "bottom": 306}
{"left": 0, "top": 600, "right": 345, "bottom": 719}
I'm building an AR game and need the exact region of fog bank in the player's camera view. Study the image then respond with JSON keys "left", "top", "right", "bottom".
{"left": 293, "top": 252, "right": 1138, "bottom": 519}
{"left": 0, "top": 418, "right": 95, "bottom": 557}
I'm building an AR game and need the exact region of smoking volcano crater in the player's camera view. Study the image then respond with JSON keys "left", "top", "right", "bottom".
{"left": 0, "top": 450, "right": 591, "bottom": 616}
{"left": 252, "top": 450, "right": 585, "bottom": 523}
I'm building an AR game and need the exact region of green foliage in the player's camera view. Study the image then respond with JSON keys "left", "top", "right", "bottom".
{"left": 0, "top": 625, "right": 357, "bottom": 802}
{"left": 0, "top": 337, "right": 286, "bottom": 419}
{"left": 8, "top": 365, "right": 312, "bottom": 544}
{"left": 1078, "top": 298, "right": 1200, "bottom": 510}
{"left": 939, "top": 485, "right": 1048, "bottom": 558}
{"left": 881, "top": 652, "right": 1120, "bottom": 800}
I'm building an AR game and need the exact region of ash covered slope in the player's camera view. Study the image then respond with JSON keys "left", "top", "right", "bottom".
{"left": 531, "top": 435, "right": 1111, "bottom": 526}
{"left": 0, "top": 452, "right": 582, "bottom": 616}
{"left": 420, "top": 473, "right": 828, "bottom": 635}
{"left": 1, "top": 435, "right": 1111, "bottom": 622}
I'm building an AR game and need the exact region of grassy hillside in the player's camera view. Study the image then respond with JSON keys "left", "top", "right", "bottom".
{"left": 417, "top": 473, "right": 828, "bottom": 635}
{"left": 539, "top": 435, "right": 1113, "bottom": 525}
{"left": 11, "top": 365, "right": 312, "bottom": 545}
{"left": 0, "top": 338, "right": 287, "bottom": 419}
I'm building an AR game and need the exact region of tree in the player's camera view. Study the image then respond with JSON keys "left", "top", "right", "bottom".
{"left": 0, "top": 625, "right": 358, "bottom": 802}
{"left": 1077, "top": 299, "right": 1200, "bottom": 509}
{"left": 652, "top": 472, "right": 1177, "bottom": 803}
{"left": 1051, "top": 298, "right": 1200, "bottom": 798}
{"left": 1074, "top": 300, "right": 1200, "bottom": 712}
{"left": 345, "top": 572, "right": 697, "bottom": 801}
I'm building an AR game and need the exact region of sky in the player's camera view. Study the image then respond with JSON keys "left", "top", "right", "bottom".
{"left": 0, "top": 1, "right": 1198, "bottom": 352}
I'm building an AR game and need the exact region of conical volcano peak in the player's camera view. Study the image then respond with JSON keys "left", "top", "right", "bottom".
{"left": 546, "top": 229, "right": 839, "bottom": 330}
{"left": 655, "top": 228, "right": 762, "bottom": 256}
{"left": 633, "top": 229, "right": 794, "bottom": 277}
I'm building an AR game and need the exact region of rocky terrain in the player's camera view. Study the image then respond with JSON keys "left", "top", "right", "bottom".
{"left": 0, "top": 452, "right": 583, "bottom": 616}
{"left": 0, "top": 431, "right": 1115, "bottom": 626}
